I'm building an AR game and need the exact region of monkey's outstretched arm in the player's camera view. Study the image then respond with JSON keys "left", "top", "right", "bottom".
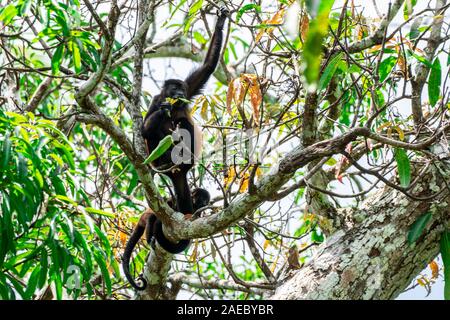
{"left": 185, "top": 8, "right": 229, "bottom": 98}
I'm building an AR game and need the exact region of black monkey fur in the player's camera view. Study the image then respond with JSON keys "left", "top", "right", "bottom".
{"left": 123, "top": 8, "right": 228, "bottom": 290}
{"left": 122, "top": 188, "right": 210, "bottom": 290}
{"left": 140, "top": 9, "right": 227, "bottom": 245}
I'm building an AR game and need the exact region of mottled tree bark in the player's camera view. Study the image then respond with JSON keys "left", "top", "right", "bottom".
{"left": 271, "top": 162, "right": 450, "bottom": 299}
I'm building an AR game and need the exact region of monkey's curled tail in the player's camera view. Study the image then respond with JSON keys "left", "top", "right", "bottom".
{"left": 122, "top": 224, "right": 147, "bottom": 291}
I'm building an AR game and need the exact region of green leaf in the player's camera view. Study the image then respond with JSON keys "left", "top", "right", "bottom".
{"left": 71, "top": 41, "right": 81, "bottom": 73}
{"left": 74, "top": 231, "right": 93, "bottom": 277}
{"left": 51, "top": 45, "right": 64, "bottom": 74}
{"left": 403, "top": 0, "right": 417, "bottom": 20}
{"left": 1, "top": 131, "right": 12, "bottom": 172}
{"left": 193, "top": 31, "right": 206, "bottom": 45}
{"left": 318, "top": 0, "right": 335, "bottom": 17}
{"left": 53, "top": 272, "right": 63, "bottom": 300}
{"left": 94, "top": 251, "right": 111, "bottom": 295}
{"left": 394, "top": 148, "right": 411, "bottom": 187}
{"left": 311, "top": 229, "right": 324, "bottom": 243}
{"left": 409, "top": 51, "right": 433, "bottom": 68}
{"left": 378, "top": 56, "right": 397, "bottom": 82}
{"left": 188, "top": 0, "right": 203, "bottom": 16}
{"left": 440, "top": 231, "right": 450, "bottom": 300}
{"left": 237, "top": 4, "right": 261, "bottom": 22}
{"left": 0, "top": 4, "right": 18, "bottom": 25}
{"left": 38, "top": 249, "right": 48, "bottom": 289}
{"left": 325, "top": 157, "right": 337, "bottom": 166}
{"left": 305, "top": 0, "right": 335, "bottom": 18}
{"left": 85, "top": 207, "right": 115, "bottom": 218}
{"left": 428, "top": 58, "right": 441, "bottom": 107}
{"left": 409, "top": 17, "right": 422, "bottom": 40}
{"left": 318, "top": 52, "right": 344, "bottom": 91}
{"left": 407, "top": 212, "right": 432, "bottom": 244}
{"left": 54, "top": 12, "right": 70, "bottom": 36}
{"left": 183, "top": 15, "right": 195, "bottom": 33}
{"left": 143, "top": 135, "right": 173, "bottom": 164}
{"left": 24, "top": 266, "right": 41, "bottom": 299}
{"left": 302, "top": 0, "right": 335, "bottom": 86}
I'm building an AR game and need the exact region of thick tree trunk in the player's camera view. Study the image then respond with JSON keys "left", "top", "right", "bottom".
{"left": 271, "top": 162, "right": 450, "bottom": 299}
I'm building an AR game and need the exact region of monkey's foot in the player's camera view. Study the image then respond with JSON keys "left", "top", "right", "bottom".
{"left": 171, "top": 167, "right": 181, "bottom": 174}
{"left": 184, "top": 213, "right": 193, "bottom": 220}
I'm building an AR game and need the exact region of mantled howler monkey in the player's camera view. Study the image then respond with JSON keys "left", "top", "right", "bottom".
{"left": 123, "top": 188, "right": 210, "bottom": 290}
{"left": 139, "top": 9, "right": 228, "bottom": 248}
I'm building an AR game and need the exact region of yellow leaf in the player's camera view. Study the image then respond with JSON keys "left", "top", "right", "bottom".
{"left": 392, "top": 125, "right": 405, "bottom": 141}
{"left": 270, "top": 255, "right": 279, "bottom": 273}
{"left": 165, "top": 97, "right": 178, "bottom": 105}
{"left": 417, "top": 278, "right": 426, "bottom": 287}
{"left": 255, "top": 29, "right": 265, "bottom": 43}
{"left": 387, "top": 127, "right": 392, "bottom": 138}
{"left": 303, "top": 212, "right": 315, "bottom": 222}
{"left": 224, "top": 166, "right": 236, "bottom": 188}
{"left": 263, "top": 239, "right": 271, "bottom": 250}
{"left": 239, "top": 172, "right": 250, "bottom": 193}
{"left": 268, "top": 9, "right": 285, "bottom": 25}
{"left": 377, "top": 121, "right": 392, "bottom": 132}
{"left": 255, "top": 166, "right": 263, "bottom": 178}
{"left": 357, "top": 25, "right": 366, "bottom": 41}
{"left": 189, "top": 240, "right": 199, "bottom": 262}
{"left": 200, "top": 97, "right": 209, "bottom": 121}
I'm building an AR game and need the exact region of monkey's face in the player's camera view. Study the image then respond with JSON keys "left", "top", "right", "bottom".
{"left": 163, "top": 80, "right": 187, "bottom": 101}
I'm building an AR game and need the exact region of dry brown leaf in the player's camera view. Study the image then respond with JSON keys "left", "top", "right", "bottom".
{"left": 299, "top": 11, "right": 309, "bottom": 42}
{"left": 249, "top": 82, "right": 262, "bottom": 123}
{"left": 287, "top": 245, "right": 301, "bottom": 270}
{"left": 241, "top": 74, "right": 262, "bottom": 124}
{"left": 429, "top": 260, "right": 439, "bottom": 279}
{"left": 211, "top": 243, "right": 216, "bottom": 259}
{"left": 397, "top": 55, "right": 407, "bottom": 78}
{"left": 234, "top": 77, "right": 245, "bottom": 107}
{"left": 255, "top": 9, "right": 286, "bottom": 43}
{"left": 269, "top": 9, "right": 285, "bottom": 24}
